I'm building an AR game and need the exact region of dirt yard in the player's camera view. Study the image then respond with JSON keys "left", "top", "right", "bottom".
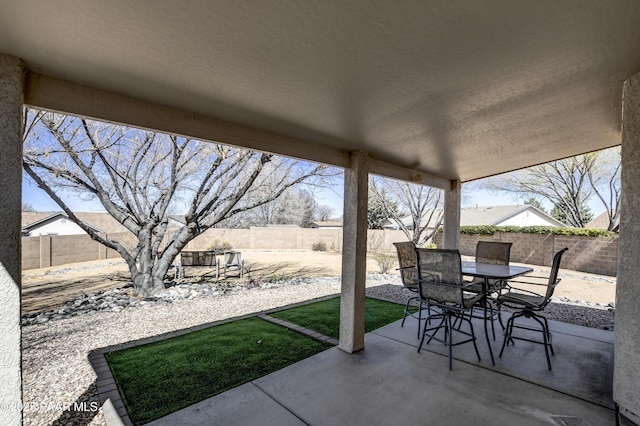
{"left": 21, "top": 249, "right": 617, "bottom": 314}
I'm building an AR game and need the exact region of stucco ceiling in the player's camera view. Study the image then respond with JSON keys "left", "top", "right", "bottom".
{"left": 1, "top": 0, "right": 640, "bottom": 182}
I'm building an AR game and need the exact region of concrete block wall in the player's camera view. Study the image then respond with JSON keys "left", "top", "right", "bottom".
{"left": 21, "top": 227, "right": 618, "bottom": 277}
{"left": 188, "top": 227, "right": 406, "bottom": 252}
{"left": 434, "top": 232, "right": 618, "bottom": 276}
{"left": 22, "top": 232, "right": 127, "bottom": 269}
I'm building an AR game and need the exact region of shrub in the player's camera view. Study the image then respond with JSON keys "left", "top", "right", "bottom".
{"left": 373, "top": 252, "right": 396, "bottom": 274}
{"left": 456, "top": 226, "right": 617, "bottom": 238}
{"left": 207, "top": 239, "right": 233, "bottom": 254}
{"left": 312, "top": 242, "right": 327, "bottom": 251}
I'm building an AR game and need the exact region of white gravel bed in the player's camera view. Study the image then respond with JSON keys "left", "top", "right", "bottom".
{"left": 21, "top": 274, "right": 614, "bottom": 426}
{"left": 22, "top": 276, "right": 347, "bottom": 426}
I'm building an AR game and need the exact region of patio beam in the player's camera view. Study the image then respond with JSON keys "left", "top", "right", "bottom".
{"left": 339, "top": 151, "right": 369, "bottom": 353}
{"left": 0, "top": 53, "right": 24, "bottom": 426}
{"left": 24, "top": 73, "right": 351, "bottom": 169}
{"left": 442, "top": 180, "right": 461, "bottom": 249}
{"left": 25, "top": 73, "right": 455, "bottom": 189}
{"left": 368, "top": 158, "right": 450, "bottom": 190}
{"left": 614, "top": 71, "right": 640, "bottom": 425}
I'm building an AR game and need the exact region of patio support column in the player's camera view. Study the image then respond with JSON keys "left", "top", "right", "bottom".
{"left": 442, "top": 180, "right": 461, "bottom": 249}
{"left": 339, "top": 151, "right": 368, "bottom": 353}
{"left": 0, "top": 53, "right": 24, "bottom": 426}
{"left": 614, "top": 71, "right": 640, "bottom": 424}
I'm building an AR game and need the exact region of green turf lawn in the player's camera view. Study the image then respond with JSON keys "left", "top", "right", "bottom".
{"left": 269, "top": 296, "right": 405, "bottom": 339}
{"left": 106, "top": 317, "right": 332, "bottom": 425}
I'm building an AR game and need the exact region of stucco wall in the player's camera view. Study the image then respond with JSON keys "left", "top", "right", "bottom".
{"left": 0, "top": 53, "right": 24, "bottom": 426}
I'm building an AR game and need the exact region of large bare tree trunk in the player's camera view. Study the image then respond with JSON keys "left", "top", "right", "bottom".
{"left": 22, "top": 110, "right": 336, "bottom": 298}
{"left": 132, "top": 271, "right": 166, "bottom": 297}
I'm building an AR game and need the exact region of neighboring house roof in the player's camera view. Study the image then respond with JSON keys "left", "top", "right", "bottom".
{"left": 22, "top": 213, "right": 102, "bottom": 236}
{"left": 383, "top": 214, "right": 443, "bottom": 230}
{"left": 460, "top": 205, "right": 565, "bottom": 227}
{"left": 585, "top": 211, "right": 618, "bottom": 230}
{"left": 310, "top": 221, "right": 343, "bottom": 228}
{"left": 384, "top": 205, "right": 565, "bottom": 230}
{"left": 22, "top": 211, "right": 130, "bottom": 235}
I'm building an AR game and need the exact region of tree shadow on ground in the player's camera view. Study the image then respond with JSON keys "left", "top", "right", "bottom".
{"left": 243, "top": 261, "right": 334, "bottom": 280}
{"left": 51, "top": 382, "right": 100, "bottom": 426}
{"left": 22, "top": 272, "right": 131, "bottom": 314}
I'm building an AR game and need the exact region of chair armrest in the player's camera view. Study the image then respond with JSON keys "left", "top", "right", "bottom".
{"left": 397, "top": 266, "right": 415, "bottom": 272}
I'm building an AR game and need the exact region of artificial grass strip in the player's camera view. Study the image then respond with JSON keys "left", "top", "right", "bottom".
{"left": 106, "top": 317, "right": 332, "bottom": 425}
{"left": 270, "top": 296, "right": 405, "bottom": 339}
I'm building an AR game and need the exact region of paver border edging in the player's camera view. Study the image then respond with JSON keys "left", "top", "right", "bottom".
{"left": 89, "top": 292, "right": 348, "bottom": 425}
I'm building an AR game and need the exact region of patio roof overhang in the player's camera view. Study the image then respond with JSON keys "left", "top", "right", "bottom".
{"left": 2, "top": 0, "right": 640, "bottom": 184}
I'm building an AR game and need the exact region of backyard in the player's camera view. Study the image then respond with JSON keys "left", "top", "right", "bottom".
{"left": 20, "top": 249, "right": 617, "bottom": 425}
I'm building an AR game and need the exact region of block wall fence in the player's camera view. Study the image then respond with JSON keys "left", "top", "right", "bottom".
{"left": 21, "top": 227, "right": 619, "bottom": 276}
{"left": 433, "top": 232, "right": 618, "bottom": 276}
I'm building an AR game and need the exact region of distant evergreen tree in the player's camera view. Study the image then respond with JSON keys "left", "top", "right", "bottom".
{"left": 524, "top": 197, "right": 546, "bottom": 213}
{"left": 368, "top": 190, "right": 397, "bottom": 229}
{"left": 551, "top": 197, "right": 593, "bottom": 227}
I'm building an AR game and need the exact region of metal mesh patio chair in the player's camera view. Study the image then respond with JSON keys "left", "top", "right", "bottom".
{"left": 464, "top": 241, "right": 513, "bottom": 338}
{"left": 497, "top": 247, "right": 569, "bottom": 370}
{"left": 393, "top": 241, "right": 428, "bottom": 338}
{"left": 415, "top": 248, "right": 482, "bottom": 370}
{"left": 465, "top": 241, "right": 513, "bottom": 294}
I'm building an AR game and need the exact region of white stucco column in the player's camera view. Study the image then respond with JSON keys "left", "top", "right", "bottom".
{"left": 339, "top": 151, "right": 368, "bottom": 353}
{"left": 0, "top": 54, "right": 24, "bottom": 426}
{"left": 442, "top": 180, "right": 461, "bottom": 249}
{"left": 614, "top": 72, "right": 640, "bottom": 424}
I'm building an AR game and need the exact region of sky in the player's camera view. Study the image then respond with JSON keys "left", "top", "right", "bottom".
{"left": 23, "top": 171, "right": 606, "bottom": 220}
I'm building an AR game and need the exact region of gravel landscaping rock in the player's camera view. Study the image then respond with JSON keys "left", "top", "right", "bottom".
{"left": 21, "top": 272, "right": 614, "bottom": 426}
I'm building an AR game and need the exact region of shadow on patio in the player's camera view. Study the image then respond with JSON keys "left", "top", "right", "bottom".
{"left": 146, "top": 313, "right": 615, "bottom": 425}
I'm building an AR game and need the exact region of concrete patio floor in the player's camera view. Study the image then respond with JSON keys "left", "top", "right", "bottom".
{"left": 148, "top": 312, "right": 615, "bottom": 426}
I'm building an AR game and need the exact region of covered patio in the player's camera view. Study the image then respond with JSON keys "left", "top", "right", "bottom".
{"left": 146, "top": 313, "right": 614, "bottom": 425}
{"left": 1, "top": 1, "right": 640, "bottom": 424}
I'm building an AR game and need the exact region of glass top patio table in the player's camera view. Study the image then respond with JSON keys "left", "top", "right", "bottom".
{"left": 461, "top": 261, "right": 533, "bottom": 365}
{"left": 461, "top": 261, "right": 532, "bottom": 280}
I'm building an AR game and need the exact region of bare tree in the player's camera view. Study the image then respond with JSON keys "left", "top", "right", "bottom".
{"left": 481, "top": 152, "right": 604, "bottom": 228}
{"left": 314, "top": 204, "right": 335, "bottom": 222}
{"left": 369, "top": 176, "right": 443, "bottom": 246}
{"left": 23, "top": 110, "right": 335, "bottom": 296}
{"left": 22, "top": 202, "right": 36, "bottom": 212}
{"left": 587, "top": 147, "right": 621, "bottom": 231}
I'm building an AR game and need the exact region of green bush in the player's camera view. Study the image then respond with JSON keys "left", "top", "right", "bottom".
{"left": 312, "top": 242, "right": 327, "bottom": 251}
{"left": 456, "top": 225, "right": 617, "bottom": 238}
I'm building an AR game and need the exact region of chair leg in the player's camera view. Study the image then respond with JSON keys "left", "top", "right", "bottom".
{"left": 488, "top": 302, "right": 496, "bottom": 341}
{"left": 499, "top": 311, "right": 522, "bottom": 358}
{"left": 541, "top": 315, "right": 554, "bottom": 356}
{"left": 401, "top": 297, "right": 412, "bottom": 327}
{"left": 530, "top": 314, "right": 553, "bottom": 370}
{"left": 461, "top": 314, "right": 481, "bottom": 362}
{"left": 497, "top": 303, "right": 505, "bottom": 330}
{"left": 417, "top": 299, "right": 423, "bottom": 339}
{"left": 447, "top": 314, "right": 453, "bottom": 370}
{"left": 499, "top": 310, "right": 555, "bottom": 370}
